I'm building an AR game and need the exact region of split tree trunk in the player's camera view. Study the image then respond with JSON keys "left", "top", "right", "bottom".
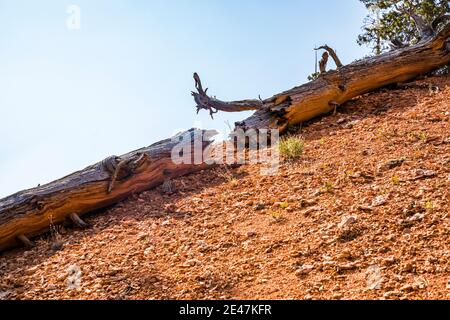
{"left": 0, "top": 129, "right": 215, "bottom": 251}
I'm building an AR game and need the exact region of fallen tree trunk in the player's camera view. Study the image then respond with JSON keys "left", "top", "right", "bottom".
{"left": 0, "top": 129, "right": 215, "bottom": 251}
{"left": 193, "top": 21, "right": 450, "bottom": 133}
{"left": 1, "top": 18, "right": 449, "bottom": 253}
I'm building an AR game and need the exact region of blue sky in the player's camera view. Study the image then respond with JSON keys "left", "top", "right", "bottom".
{"left": 0, "top": 0, "right": 369, "bottom": 198}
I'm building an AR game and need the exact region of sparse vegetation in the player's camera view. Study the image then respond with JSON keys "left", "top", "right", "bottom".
{"left": 279, "top": 136, "right": 305, "bottom": 160}
{"left": 319, "top": 137, "right": 326, "bottom": 145}
{"left": 408, "top": 131, "right": 427, "bottom": 142}
{"left": 219, "top": 169, "right": 239, "bottom": 187}
{"left": 323, "top": 182, "right": 335, "bottom": 194}
{"left": 279, "top": 202, "right": 289, "bottom": 210}
{"left": 307, "top": 71, "right": 320, "bottom": 81}
{"left": 48, "top": 215, "right": 64, "bottom": 251}
{"left": 424, "top": 201, "right": 435, "bottom": 211}
{"left": 268, "top": 210, "right": 283, "bottom": 222}
{"left": 391, "top": 175, "right": 401, "bottom": 185}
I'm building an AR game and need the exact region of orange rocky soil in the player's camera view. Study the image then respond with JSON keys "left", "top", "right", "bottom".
{"left": 0, "top": 75, "right": 449, "bottom": 300}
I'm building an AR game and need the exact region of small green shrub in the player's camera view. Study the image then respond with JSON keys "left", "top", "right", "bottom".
{"left": 279, "top": 202, "right": 289, "bottom": 210}
{"left": 324, "top": 182, "right": 335, "bottom": 193}
{"left": 279, "top": 136, "right": 304, "bottom": 160}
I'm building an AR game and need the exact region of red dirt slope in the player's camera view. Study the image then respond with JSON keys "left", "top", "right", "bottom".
{"left": 0, "top": 75, "right": 449, "bottom": 300}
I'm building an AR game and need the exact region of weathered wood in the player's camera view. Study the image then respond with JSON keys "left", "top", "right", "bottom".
{"left": 318, "top": 51, "right": 329, "bottom": 74}
{"left": 316, "top": 45, "right": 343, "bottom": 69}
{"left": 0, "top": 129, "right": 216, "bottom": 251}
{"left": 2, "top": 18, "right": 450, "bottom": 254}
{"left": 192, "top": 73, "right": 263, "bottom": 119}
{"left": 193, "top": 21, "right": 450, "bottom": 134}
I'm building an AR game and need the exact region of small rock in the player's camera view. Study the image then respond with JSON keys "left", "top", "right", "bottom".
{"left": 144, "top": 246, "right": 154, "bottom": 255}
{"left": 332, "top": 293, "right": 343, "bottom": 300}
{"left": 304, "top": 294, "right": 313, "bottom": 300}
{"left": 400, "top": 284, "right": 416, "bottom": 293}
{"left": 164, "top": 204, "right": 176, "bottom": 213}
{"left": 383, "top": 256, "right": 398, "bottom": 267}
{"left": 196, "top": 240, "right": 209, "bottom": 252}
{"left": 402, "top": 263, "right": 416, "bottom": 273}
{"left": 0, "top": 291, "right": 12, "bottom": 300}
{"left": 300, "top": 199, "right": 317, "bottom": 208}
{"left": 343, "top": 120, "right": 360, "bottom": 129}
{"left": 182, "top": 259, "right": 201, "bottom": 268}
{"left": 411, "top": 169, "right": 437, "bottom": 180}
{"left": 446, "top": 279, "right": 450, "bottom": 290}
{"left": 366, "top": 265, "right": 382, "bottom": 290}
{"left": 338, "top": 249, "right": 353, "bottom": 260}
{"left": 378, "top": 159, "right": 405, "bottom": 171}
{"left": 337, "top": 263, "right": 357, "bottom": 271}
{"left": 358, "top": 205, "right": 373, "bottom": 212}
{"left": 303, "top": 207, "right": 318, "bottom": 216}
{"left": 322, "top": 261, "right": 337, "bottom": 270}
{"left": 398, "top": 219, "right": 414, "bottom": 229}
{"left": 47, "top": 284, "right": 57, "bottom": 291}
{"left": 384, "top": 291, "right": 403, "bottom": 299}
{"left": 247, "top": 231, "right": 257, "bottom": 238}
{"left": 338, "top": 227, "right": 362, "bottom": 243}
{"left": 337, "top": 118, "right": 346, "bottom": 124}
{"left": 51, "top": 241, "right": 64, "bottom": 252}
{"left": 408, "top": 213, "right": 425, "bottom": 222}
{"left": 93, "top": 283, "right": 103, "bottom": 290}
{"left": 137, "top": 233, "right": 149, "bottom": 240}
{"left": 371, "top": 194, "right": 389, "bottom": 207}
{"left": 295, "top": 264, "right": 315, "bottom": 276}
{"left": 25, "top": 266, "right": 39, "bottom": 276}
{"left": 338, "top": 215, "right": 357, "bottom": 229}
{"left": 254, "top": 203, "right": 265, "bottom": 211}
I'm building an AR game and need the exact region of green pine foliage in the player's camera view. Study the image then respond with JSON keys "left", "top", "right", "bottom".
{"left": 358, "top": 0, "right": 449, "bottom": 54}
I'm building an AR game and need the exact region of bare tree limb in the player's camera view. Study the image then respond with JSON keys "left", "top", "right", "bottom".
{"left": 315, "top": 45, "right": 343, "bottom": 68}
{"left": 191, "top": 73, "right": 263, "bottom": 118}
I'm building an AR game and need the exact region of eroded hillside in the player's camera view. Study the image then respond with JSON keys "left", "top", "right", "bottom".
{"left": 1, "top": 75, "right": 449, "bottom": 300}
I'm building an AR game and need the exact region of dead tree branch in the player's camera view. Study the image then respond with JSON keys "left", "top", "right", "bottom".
{"left": 315, "top": 45, "right": 344, "bottom": 68}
